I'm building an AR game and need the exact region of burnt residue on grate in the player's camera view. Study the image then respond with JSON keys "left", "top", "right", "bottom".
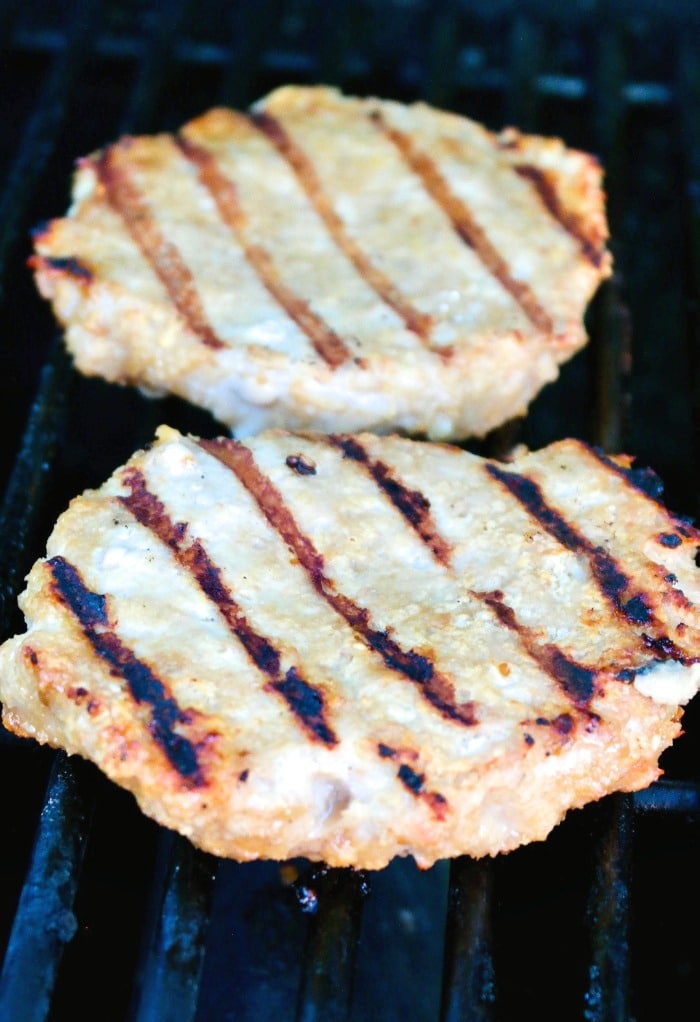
{"left": 0, "top": 2, "right": 699, "bottom": 1021}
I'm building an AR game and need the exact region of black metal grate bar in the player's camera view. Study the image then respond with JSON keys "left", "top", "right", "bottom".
{"left": 632, "top": 778, "right": 700, "bottom": 814}
{"left": 0, "top": 336, "right": 73, "bottom": 634}
{"left": 0, "top": 0, "right": 102, "bottom": 300}
{"left": 583, "top": 796, "right": 633, "bottom": 1022}
{"left": 439, "top": 857, "right": 495, "bottom": 1022}
{"left": 131, "top": 833, "right": 218, "bottom": 1022}
{"left": 0, "top": 753, "right": 95, "bottom": 1021}
{"left": 117, "top": 0, "right": 195, "bottom": 136}
{"left": 294, "top": 867, "right": 368, "bottom": 1022}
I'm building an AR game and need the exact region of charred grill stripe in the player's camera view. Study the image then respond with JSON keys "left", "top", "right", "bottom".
{"left": 94, "top": 145, "right": 224, "bottom": 350}
{"left": 329, "top": 435, "right": 452, "bottom": 565}
{"left": 200, "top": 437, "right": 477, "bottom": 727}
{"left": 487, "top": 461, "right": 594, "bottom": 555}
{"left": 513, "top": 164, "right": 607, "bottom": 268}
{"left": 487, "top": 462, "right": 642, "bottom": 617}
{"left": 40, "top": 255, "right": 94, "bottom": 281}
{"left": 398, "top": 762, "right": 425, "bottom": 793}
{"left": 118, "top": 467, "right": 338, "bottom": 747}
{"left": 373, "top": 113, "right": 555, "bottom": 334}
{"left": 176, "top": 134, "right": 351, "bottom": 369}
{"left": 48, "top": 555, "right": 204, "bottom": 785}
{"left": 485, "top": 461, "right": 695, "bottom": 664}
{"left": 587, "top": 446, "right": 667, "bottom": 503}
{"left": 250, "top": 110, "right": 435, "bottom": 344}
{"left": 473, "top": 589, "right": 597, "bottom": 707}
{"left": 376, "top": 744, "right": 449, "bottom": 819}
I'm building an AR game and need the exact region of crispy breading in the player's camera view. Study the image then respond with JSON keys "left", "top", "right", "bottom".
{"left": 30, "top": 85, "right": 611, "bottom": 440}
{"left": 0, "top": 428, "right": 697, "bottom": 870}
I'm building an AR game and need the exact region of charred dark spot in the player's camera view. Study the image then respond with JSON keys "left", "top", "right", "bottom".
{"left": 44, "top": 255, "right": 93, "bottom": 281}
{"left": 541, "top": 647, "right": 596, "bottom": 706}
{"left": 398, "top": 763, "right": 425, "bottom": 794}
{"left": 524, "top": 733, "right": 535, "bottom": 746}
{"left": 665, "top": 573, "right": 678, "bottom": 584}
{"left": 424, "top": 791, "right": 449, "bottom": 819}
{"left": 617, "top": 668, "right": 636, "bottom": 681}
{"left": 641, "top": 633, "right": 691, "bottom": 663}
{"left": 625, "top": 466, "right": 666, "bottom": 500}
{"left": 552, "top": 713, "right": 574, "bottom": 735}
{"left": 239, "top": 769, "right": 249, "bottom": 783}
{"left": 535, "top": 716, "right": 549, "bottom": 725}
{"left": 622, "top": 594, "right": 653, "bottom": 624}
{"left": 591, "top": 448, "right": 665, "bottom": 500}
{"left": 658, "top": 532, "right": 682, "bottom": 548}
{"left": 368, "top": 630, "right": 432, "bottom": 683}
{"left": 270, "top": 667, "right": 338, "bottom": 747}
{"left": 675, "top": 517, "right": 695, "bottom": 535}
{"left": 379, "top": 745, "right": 446, "bottom": 815}
{"left": 286, "top": 453, "right": 317, "bottom": 475}
{"left": 590, "top": 549, "right": 631, "bottom": 606}
{"left": 26, "top": 647, "right": 39, "bottom": 666}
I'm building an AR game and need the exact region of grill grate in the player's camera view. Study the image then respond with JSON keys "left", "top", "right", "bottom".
{"left": 0, "top": 3, "right": 699, "bottom": 1020}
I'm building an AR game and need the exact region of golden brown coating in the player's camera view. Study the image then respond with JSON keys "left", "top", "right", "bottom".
{"left": 1, "top": 428, "right": 698, "bottom": 870}
{"left": 31, "top": 85, "right": 611, "bottom": 440}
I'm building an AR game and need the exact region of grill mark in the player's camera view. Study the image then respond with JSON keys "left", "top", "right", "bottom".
{"left": 94, "top": 145, "right": 224, "bottom": 350}
{"left": 39, "top": 255, "right": 94, "bottom": 282}
{"left": 372, "top": 112, "right": 555, "bottom": 334}
{"left": 200, "top": 437, "right": 477, "bottom": 727}
{"left": 473, "top": 589, "right": 597, "bottom": 707}
{"left": 587, "top": 446, "right": 667, "bottom": 502}
{"left": 376, "top": 743, "right": 448, "bottom": 819}
{"left": 250, "top": 110, "right": 436, "bottom": 346}
{"left": 176, "top": 134, "right": 351, "bottom": 368}
{"left": 513, "top": 164, "right": 606, "bottom": 268}
{"left": 329, "top": 435, "right": 452, "bottom": 565}
{"left": 48, "top": 555, "right": 204, "bottom": 785}
{"left": 485, "top": 462, "right": 695, "bottom": 664}
{"left": 118, "top": 467, "right": 338, "bottom": 747}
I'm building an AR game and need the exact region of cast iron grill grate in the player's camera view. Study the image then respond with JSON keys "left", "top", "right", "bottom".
{"left": 0, "top": 3, "right": 698, "bottom": 1020}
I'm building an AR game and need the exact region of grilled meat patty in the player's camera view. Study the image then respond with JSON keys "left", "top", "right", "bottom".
{"left": 1, "top": 428, "right": 698, "bottom": 869}
{"left": 31, "top": 85, "right": 611, "bottom": 441}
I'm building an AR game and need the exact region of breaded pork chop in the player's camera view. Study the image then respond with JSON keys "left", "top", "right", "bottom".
{"left": 1, "top": 428, "right": 699, "bottom": 870}
{"left": 31, "top": 85, "right": 610, "bottom": 441}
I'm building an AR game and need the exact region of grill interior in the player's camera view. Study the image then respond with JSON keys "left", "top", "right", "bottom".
{"left": 0, "top": 2, "right": 699, "bottom": 1020}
